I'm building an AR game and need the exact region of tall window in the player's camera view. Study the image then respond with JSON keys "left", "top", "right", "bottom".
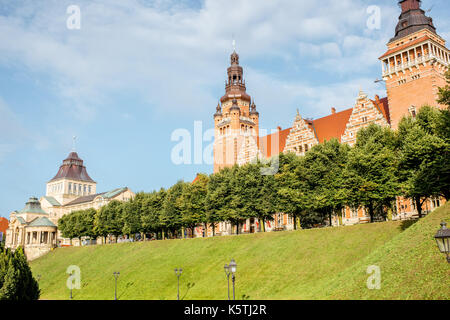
{"left": 88, "top": 185, "right": 92, "bottom": 194}
{"left": 69, "top": 183, "right": 72, "bottom": 193}
{"left": 83, "top": 185, "right": 86, "bottom": 195}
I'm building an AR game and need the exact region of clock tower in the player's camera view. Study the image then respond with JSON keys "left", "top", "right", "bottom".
{"left": 213, "top": 50, "right": 259, "bottom": 173}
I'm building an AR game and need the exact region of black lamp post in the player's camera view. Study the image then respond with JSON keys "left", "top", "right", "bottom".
{"left": 69, "top": 271, "right": 73, "bottom": 300}
{"left": 113, "top": 271, "right": 120, "bottom": 300}
{"left": 434, "top": 221, "right": 450, "bottom": 263}
{"left": 229, "top": 259, "right": 237, "bottom": 300}
{"left": 174, "top": 268, "right": 183, "bottom": 300}
{"left": 224, "top": 264, "right": 231, "bottom": 300}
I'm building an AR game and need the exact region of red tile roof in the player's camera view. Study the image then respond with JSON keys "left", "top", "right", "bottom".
{"left": 258, "top": 128, "right": 291, "bottom": 158}
{"left": 379, "top": 35, "right": 430, "bottom": 59}
{"left": 0, "top": 217, "right": 8, "bottom": 234}
{"left": 373, "top": 96, "right": 390, "bottom": 124}
{"left": 311, "top": 108, "right": 353, "bottom": 143}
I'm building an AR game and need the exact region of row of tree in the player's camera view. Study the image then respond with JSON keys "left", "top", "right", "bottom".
{"left": 58, "top": 105, "right": 449, "bottom": 243}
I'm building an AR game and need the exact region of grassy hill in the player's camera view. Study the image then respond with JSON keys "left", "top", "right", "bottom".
{"left": 31, "top": 203, "right": 449, "bottom": 300}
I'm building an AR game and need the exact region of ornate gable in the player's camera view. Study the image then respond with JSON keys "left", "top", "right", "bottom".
{"left": 283, "top": 110, "right": 319, "bottom": 156}
{"left": 341, "top": 90, "right": 390, "bottom": 146}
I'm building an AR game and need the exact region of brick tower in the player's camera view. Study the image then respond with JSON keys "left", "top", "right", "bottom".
{"left": 379, "top": 0, "right": 449, "bottom": 129}
{"left": 213, "top": 50, "right": 259, "bottom": 173}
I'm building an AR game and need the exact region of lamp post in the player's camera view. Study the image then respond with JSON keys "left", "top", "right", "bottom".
{"left": 229, "top": 259, "right": 237, "bottom": 300}
{"left": 69, "top": 271, "right": 73, "bottom": 300}
{"left": 224, "top": 264, "right": 231, "bottom": 300}
{"left": 174, "top": 268, "right": 183, "bottom": 300}
{"left": 434, "top": 221, "right": 450, "bottom": 263}
{"left": 113, "top": 271, "right": 120, "bottom": 300}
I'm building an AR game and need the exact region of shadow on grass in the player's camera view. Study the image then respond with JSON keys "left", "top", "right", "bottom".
{"left": 181, "top": 282, "right": 195, "bottom": 300}
{"left": 399, "top": 219, "right": 419, "bottom": 231}
{"left": 117, "top": 281, "right": 134, "bottom": 300}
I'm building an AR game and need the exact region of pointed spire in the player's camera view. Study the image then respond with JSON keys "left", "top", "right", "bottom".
{"left": 72, "top": 136, "right": 77, "bottom": 152}
{"left": 214, "top": 101, "right": 222, "bottom": 117}
{"left": 358, "top": 88, "right": 368, "bottom": 100}
{"left": 296, "top": 108, "right": 301, "bottom": 121}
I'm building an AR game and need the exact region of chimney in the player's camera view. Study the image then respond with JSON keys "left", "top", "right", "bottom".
{"left": 277, "top": 126, "right": 282, "bottom": 131}
{"left": 331, "top": 107, "right": 336, "bottom": 114}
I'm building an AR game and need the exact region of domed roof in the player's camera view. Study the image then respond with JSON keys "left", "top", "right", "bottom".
{"left": 18, "top": 197, "right": 48, "bottom": 215}
{"left": 49, "top": 151, "right": 95, "bottom": 183}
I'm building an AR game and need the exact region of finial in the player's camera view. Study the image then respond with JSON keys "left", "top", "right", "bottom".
{"left": 296, "top": 108, "right": 300, "bottom": 116}
{"left": 232, "top": 34, "right": 236, "bottom": 52}
{"left": 72, "top": 136, "right": 77, "bottom": 152}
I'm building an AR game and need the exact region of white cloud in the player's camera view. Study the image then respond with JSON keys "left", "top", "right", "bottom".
{"left": 0, "top": 0, "right": 445, "bottom": 125}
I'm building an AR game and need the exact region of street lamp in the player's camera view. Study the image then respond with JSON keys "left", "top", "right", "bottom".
{"left": 228, "top": 259, "right": 237, "bottom": 300}
{"left": 113, "top": 271, "right": 120, "bottom": 300}
{"left": 224, "top": 264, "right": 231, "bottom": 300}
{"left": 69, "top": 271, "right": 73, "bottom": 300}
{"left": 174, "top": 268, "right": 183, "bottom": 300}
{"left": 434, "top": 221, "right": 450, "bottom": 263}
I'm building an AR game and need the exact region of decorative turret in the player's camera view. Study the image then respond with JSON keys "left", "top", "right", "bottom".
{"left": 230, "top": 98, "right": 240, "bottom": 112}
{"left": 390, "top": 0, "right": 436, "bottom": 43}
{"left": 221, "top": 49, "right": 251, "bottom": 103}
{"left": 18, "top": 197, "right": 47, "bottom": 215}
{"left": 249, "top": 101, "right": 259, "bottom": 116}
{"left": 214, "top": 102, "right": 222, "bottom": 118}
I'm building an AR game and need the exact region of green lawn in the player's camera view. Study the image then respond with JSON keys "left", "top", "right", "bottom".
{"left": 31, "top": 203, "right": 449, "bottom": 300}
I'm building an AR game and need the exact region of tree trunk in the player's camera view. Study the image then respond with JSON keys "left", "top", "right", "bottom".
{"left": 293, "top": 214, "right": 297, "bottom": 230}
{"left": 368, "top": 203, "right": 374, "bottom": 223}
{"left": 211, "top": 223, "right": 216, "bottom": 237}
{"left": 415, "top": 197, "right": 423, "bottom": 218}
{"left": 204, "top": 223, "right": 208, "bottom": 237}
{"left": 329, "top": 212, "right": 332, "bottom": 227}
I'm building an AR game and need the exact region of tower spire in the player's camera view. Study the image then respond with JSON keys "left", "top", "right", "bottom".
{"left": 72, "top": 136, "right": 77, "bottom": 152}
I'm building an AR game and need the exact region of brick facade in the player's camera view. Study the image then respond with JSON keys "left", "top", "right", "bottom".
{"left": 212, "top": 0, "right": 449, "bottom": 231}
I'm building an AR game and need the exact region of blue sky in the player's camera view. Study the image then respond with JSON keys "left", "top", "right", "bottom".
{"left": 1, "top": 0, "right": 449, "bottom": 217}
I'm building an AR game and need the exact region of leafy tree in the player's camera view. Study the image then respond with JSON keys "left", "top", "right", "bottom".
{"left": 343, "top": 124, "right": 400, "bottom": 222}
{"left": 437, "top": 67, "right": 450, "bottom": 108}
{"left": 206, "top": 169, "right": 231, "bottom": 235}
{"left": 94, "top": 200, "right": 124, "bottom": 243}
{"left": 180, "top": 174, "right": 209, "bottom": 238}
{"left": 58, "top": 213, "right": 76, "bottom": 244}
{"left": 121, "top": 194, "right": 143, "bottom": 239}
{"left": 233, "top": 161, "right": 275, "bottom": 232}
{"left": 161, "top": 181, "right": 186, "bottom": 238}
{"left": 275, "top": 152, "right": 306, "bottom": 230}
{"left": 141, "top": 189, "right": 166, "bottom": 239}
{"left": 81, "top": 208, "right": 97, "bottom": 240}
{"left": 0, "top": 246, "right": 40, "bottom": 300}
{"left": 300, "top": 139, "right": 350, "bottom": 226}
{"left": 398, "top": 107, "right": 450, "bottom": 216}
